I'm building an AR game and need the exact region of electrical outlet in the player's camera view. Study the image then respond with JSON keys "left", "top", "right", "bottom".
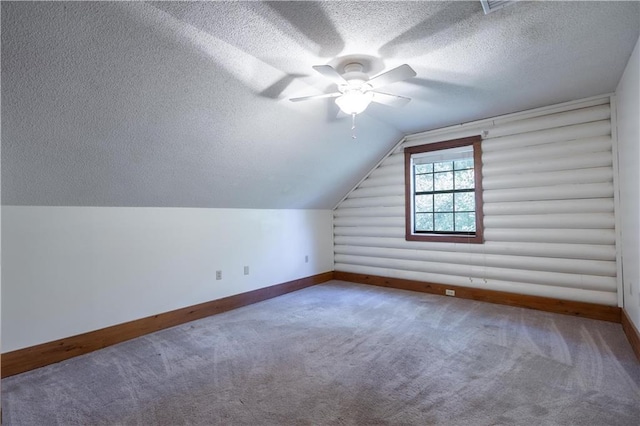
{"left": 305, "top": 255, "right": 309, "bottom": 263}
{"left": 244, "top": 266, "right": 249, "bottom": 275}
{"left": 445, "top": 289, "right": 455, "bottom": 296}
{"left": 216, "top": 270, "right": 222, "bottom": 280}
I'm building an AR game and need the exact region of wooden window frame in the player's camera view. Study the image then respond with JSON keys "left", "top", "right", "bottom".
{"left": 404, "top": 135, "right": 484, "bottom": 244}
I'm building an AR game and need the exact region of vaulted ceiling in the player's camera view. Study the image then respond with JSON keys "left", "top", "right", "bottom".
{"left": 2, "top": 1, "right": 639, "bottom": 209}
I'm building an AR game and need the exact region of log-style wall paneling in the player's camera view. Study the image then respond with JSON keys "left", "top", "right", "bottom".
{"left": 334, "top": 271, "right": 621, "bottom": 323}
{"left": 334, "top": 246, "right": 616, "bottom": 276}
{"left": 482, "top": 135, "right": 611, "bottom": 163}
{"left": 333, "top": 237, "right": 616, "bottom": 260}
{"left": 334, "top": 255, "right": 615, "bottom": 291}
{"left": 335, "top": 263, "right": 616, "bottom": 305}
{"left": 483, "top": 198, "right": 614, "bottom": 215}
{"left": 334, "top": 98, "right": 619, "bottom": 306}
{"left": 483, "top": 103, "right": 611, "bottom": 138}
{"left": 1, "top": 272, "right": 334, "bottom": 378}
{"left": 483, "top": 167, "right": 613, "bottom": 191}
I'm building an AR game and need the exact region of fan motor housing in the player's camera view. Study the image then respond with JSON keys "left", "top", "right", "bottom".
{"left": 341, "top": 62, "right": 369, "bottom": 86}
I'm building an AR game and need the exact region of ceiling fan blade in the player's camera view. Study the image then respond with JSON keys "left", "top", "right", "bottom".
{"left": 289, "top": 92, "right": 341, "bottom": 102}
{"left": 367, "top": 64, "right": 416, "bottom": 89}
{"left": 371, "top": 91, "right": 411, "bottom": 108}
{"left": 312, "top": 65, "right": 348, "bottom": 85}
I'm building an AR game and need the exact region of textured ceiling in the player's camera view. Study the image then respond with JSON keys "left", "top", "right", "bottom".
{"left": 2, "top": 1, "right": 639, "bottom": 209}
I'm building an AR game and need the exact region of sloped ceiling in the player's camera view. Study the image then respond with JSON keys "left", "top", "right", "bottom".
{"left": 2, "top": 1, "right": 639, "bottom": 209}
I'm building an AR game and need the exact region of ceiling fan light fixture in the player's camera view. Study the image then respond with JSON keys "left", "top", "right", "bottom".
{"left": 290, "top": 61, "right": 417, "bottom": 133}
{"left": 335, "top": 90, "right": 373, "bottom": 115}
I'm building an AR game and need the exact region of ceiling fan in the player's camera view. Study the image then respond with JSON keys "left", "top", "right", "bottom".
{"left": 290, "top": 62, "right": 417, "bottom": 123}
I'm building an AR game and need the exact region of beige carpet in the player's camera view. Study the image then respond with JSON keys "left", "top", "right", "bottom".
{"left": 3, "top": 281, "right": 639, "bottom": 425}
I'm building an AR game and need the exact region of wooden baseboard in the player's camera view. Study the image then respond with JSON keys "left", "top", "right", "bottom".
{"left": 1, "top": 271, "right": 334, "bottom": 378}
{"left": 621, "top": 309, "right": 640, "bottom": 362}
{"left": 334, "top": 271, "right": 621, "bottom": 323}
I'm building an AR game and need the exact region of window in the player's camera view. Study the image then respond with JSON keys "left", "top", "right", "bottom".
{"left": 404, "top": 136, "right": 483, "bottom": 243}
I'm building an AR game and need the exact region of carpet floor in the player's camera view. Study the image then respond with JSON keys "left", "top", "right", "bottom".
{"left": 2, "top": 280, "right": 639, "bottom": 425}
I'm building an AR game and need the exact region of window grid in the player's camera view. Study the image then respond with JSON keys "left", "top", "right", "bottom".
{"left": 412, "top": 160, "right": 476, "bottom": 234}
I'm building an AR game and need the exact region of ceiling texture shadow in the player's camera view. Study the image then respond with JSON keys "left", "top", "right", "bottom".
{"left": 378, "top": 2, "right": 483, "bottom": 58}
{"left": 264, "top": 1, "right": 344, "bottom": 58}
{"left": 406, "top": 77, "right": 483, "bottom": 101}
{"left": 128, "top": 2, "right": 318, "bottom": 101}
{"left": 259, "top": 73, "right": 308, "bottom": 99}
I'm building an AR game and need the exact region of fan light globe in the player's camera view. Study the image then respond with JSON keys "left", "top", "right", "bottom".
{"left": 335, "top": 90, "right": 373, "bottom": 115}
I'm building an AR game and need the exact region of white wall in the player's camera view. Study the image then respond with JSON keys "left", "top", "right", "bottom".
{"left": 1, "top": 207, "right": 333, "bottom": 352}
{"left": 616, "top": 36, "right": 640, "bottom": 330}
{"left": 334, "top": 96, "right": 618, "bottom": 306}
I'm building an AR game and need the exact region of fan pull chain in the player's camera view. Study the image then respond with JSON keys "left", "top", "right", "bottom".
{"left": 351, "top": 113, "right": 357, "bottom": 139}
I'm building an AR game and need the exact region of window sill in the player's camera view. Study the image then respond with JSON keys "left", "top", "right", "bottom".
{"left": 406, "top": 233, "right": 483, "bottom": 244}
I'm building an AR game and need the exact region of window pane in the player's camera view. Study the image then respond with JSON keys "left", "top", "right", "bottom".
{"left": 415, "top": 164, "right": 433, "bottom": 174}
{"left": 415, "top": 213, "right": 433, "bottom": 231}
{"left": 435, "top": 213, "right": 454, "bottom": 231}
{"left": 454, "top": 192, "right": 475, "bottom": 212}
{"left": 434, "top": 172, "right": 454, "bottom": 191}
{"left": 454, "top": 158, "right": 474, "bottom": 170}
{"left": 455, "top": 212, "right": 476, "bottom": 232}
{"left": 415, "top": 174, "right": 433, "bottom": 192}
{"left": 434, "top": 193, "right": 453, "bottom": 212}
{"left": 406, "top": 138, "right": 483, "bottom": 242}
{"left": 434, "top": 161, "right": 453, "bottom": 172}
{"left": 454, "top": 169, "right": 474, "bottom": 189}
{"left": 415, "top": 195, "right": 433, "bottom": 213}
